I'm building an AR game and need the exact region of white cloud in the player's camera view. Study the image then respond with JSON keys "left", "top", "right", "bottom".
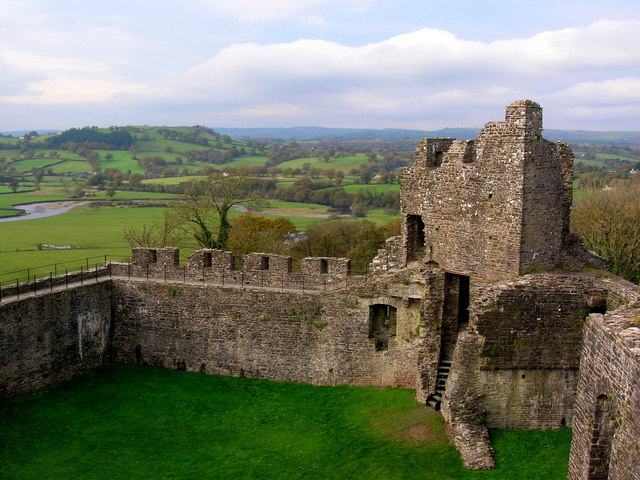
{"left": 3, "top": 12, "right": 640, "bottom": 130}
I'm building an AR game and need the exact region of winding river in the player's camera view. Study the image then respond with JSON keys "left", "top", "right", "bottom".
{"left": 0, "top": 201, "right": 87, "bottom": 222}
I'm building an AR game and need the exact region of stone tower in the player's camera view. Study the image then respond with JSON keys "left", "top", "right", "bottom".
{"left": 400, "top": 100, "right": 574, "bottom": 282}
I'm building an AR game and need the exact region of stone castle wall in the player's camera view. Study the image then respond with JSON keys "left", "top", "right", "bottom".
{"left": 0, "top": 282, "right": 113, "bottom": 401}
{"left": 110, "top": 279, "right": 423, "bottom": 388}
{"left": 568, "top": 308, "right": 640, "bottom": 480}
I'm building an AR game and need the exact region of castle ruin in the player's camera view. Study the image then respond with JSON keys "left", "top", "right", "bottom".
{"left": 1, "top": 101, "right": 639, "bottom": 479}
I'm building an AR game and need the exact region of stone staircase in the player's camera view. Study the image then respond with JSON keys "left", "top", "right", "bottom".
{"left": 427, "top": 359, "right": 451, "bottom": 410}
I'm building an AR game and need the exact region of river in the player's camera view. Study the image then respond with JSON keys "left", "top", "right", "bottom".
{"left": 0, "top": 201, "right": 87, "bottom": 222}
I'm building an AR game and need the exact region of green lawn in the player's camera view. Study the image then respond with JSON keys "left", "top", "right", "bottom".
{"left": 0, "top": 364, "right": 572, "bottom": 480}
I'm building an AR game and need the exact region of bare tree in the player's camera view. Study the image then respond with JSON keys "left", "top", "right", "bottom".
{"left": 123, "top": 211, "right": 180, "bottom": 247}
{"left": 168, "top": 175, "right": 248, "bottom": 249}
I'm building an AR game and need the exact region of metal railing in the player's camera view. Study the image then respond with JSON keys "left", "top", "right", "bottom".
{"left": 0, "top": 255, "right": 129, "bottom": 302}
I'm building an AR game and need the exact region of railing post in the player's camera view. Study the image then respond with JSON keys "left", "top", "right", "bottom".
{"left": 54, "top": 263, "right": 57, "bottom": 277}
{"left": 33, "top": 274, "right": 37, "bottom": 296}
{"left": 302, "top": 276, "right": 305, "bottom": 293}
{"left": 164, "top": 264, "right": 167, "bottom": 283}
{"left": 183, "top": 266, "right": 186, "bottom": 284}
{"left": 95, "top": 264, "right": 99, "bottom": 282}
{"left": 80, "top": 267, "right": 83, "bottom": 285}
{"left": 50, "top": 273, "right": 53, "bottom": 292}
{"left": 86, "top": 257, "right": 89, "bottom": 270}
{"left": 109, "top": 261, "right": 112, "bottom": 278}
{"left": 65, "top": 269, "right": 68, "bottom": 289}
{"left": 16, "top": 279, "right": 20, "bottom": 299}
{"left": 27, "top": 268, "right": 30, "bottom": 284}
{"left": 222, "top": 269, "right": 225, "bottom": 287}
{"left": 241, "top": 270, "right": 244, "bottom": 288}
{"left": 128, "top": 263, "right": 131, "bottom": 280}
{"left": 146, "top": 264, "right": 149, "bottom": 281}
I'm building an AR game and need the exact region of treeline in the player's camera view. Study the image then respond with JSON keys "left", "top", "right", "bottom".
{"left": 47, "top": 127, "right": 133, "bottom": 150}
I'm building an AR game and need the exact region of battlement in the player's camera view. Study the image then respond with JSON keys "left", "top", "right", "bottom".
{"left": 112, "top": 248, "right": 360, "bottom": 291}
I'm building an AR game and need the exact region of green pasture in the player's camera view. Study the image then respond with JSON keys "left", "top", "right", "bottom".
{"left": 341, "top": 183, "right": 400, "bottom": 193}
{"left": 278, "top": 154, "right": 370, "bottom": 173}
{"left": 94, "top": 150, "right": 144, "bottom": 174}
{"left": 48, "top": 160, "right": 92, "bottom": 174}
{"left": 222, "top": 155, "right": 269, "bottom": 168}
{"left": 0, "top": 148, "right": 22, "bottom": 159}
{"left": 142, "top": 175, "right": 208, "bottom": 185}
{"left": 6, "top": 158, "right": 61, "bottom": 173}
{"left": 0, "top": 204, "right": 166, "bottom": 280}
{"left": 0, "top": 364, "right": 572, "bottom": 480}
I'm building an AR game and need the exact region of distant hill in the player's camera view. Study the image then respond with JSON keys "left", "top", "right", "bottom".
{"left": 215, "top": 126, "right": 640, "bottom": 145}
{"left": 4, "top": 126, "right": 640, "bottom": 145}
{"left": 214, "top": 126, "right": 480, "bottom": 141}
{"left": 0, "top": 130, "right": 60, "bottom": 137}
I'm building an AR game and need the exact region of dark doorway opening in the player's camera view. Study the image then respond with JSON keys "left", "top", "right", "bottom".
{"left": 440, "top": 273, "right": 471, "bottom": 359}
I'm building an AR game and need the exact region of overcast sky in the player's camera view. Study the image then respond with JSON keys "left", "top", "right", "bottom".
{"left": 2, "top": 0, "right": 640, "bottom": 131}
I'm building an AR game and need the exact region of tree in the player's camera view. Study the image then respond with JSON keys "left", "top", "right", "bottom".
{"left": 293, "top": 219, "right": 400, "bottom": 270}
{"left": 123, "top": 211, "right": 180, "bottom": 247}
{"left": 168, "top": 175, "right": 248, "bottom": 249}
{"left": 9, "top": 178, "right": 19, "bottom": 193}
{"left": 227, "top": 213, "right": 296, "bottom": 259}
{"left": 571, "top": 179, "right": 640, "bottom": 283}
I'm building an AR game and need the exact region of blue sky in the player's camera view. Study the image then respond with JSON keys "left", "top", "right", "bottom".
{"left": 2, "top": 0, "right": 640, "bottom": 131}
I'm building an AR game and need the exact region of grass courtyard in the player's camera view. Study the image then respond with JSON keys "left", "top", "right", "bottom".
{"left": 0, "top": 365, "right": 572, "bottom": 480}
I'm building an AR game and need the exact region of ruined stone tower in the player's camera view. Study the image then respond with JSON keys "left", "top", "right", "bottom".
{"left": 401, "top": 100, "right": 574, "bottom": 281}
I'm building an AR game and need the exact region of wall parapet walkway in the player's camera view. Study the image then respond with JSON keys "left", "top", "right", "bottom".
{"left": 109, "top": 247, "right": 367, "bottom": 292}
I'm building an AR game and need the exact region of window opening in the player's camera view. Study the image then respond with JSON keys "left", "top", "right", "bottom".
{"left": 435, "top": 151, "right": 444, "bottom": 166}
{"left": 320, "top": 259, "right": 329, "bottom": 274}
{"left": 369, "top": 304, "right": 397, "bottom": 351}
{"left": 261, "top": 256, "right": 270, "bottom": 270}
{"left": 149, "top": 249, "right": 157, "bottom": 264}
{"left": 406, "top": 215, "right": 426, "bottom": 262}
{"left": 203, "top": 252, "right": 212, "bottom": 268}
{"left": 587, "top": 394, "right": 613, "bottom": 479}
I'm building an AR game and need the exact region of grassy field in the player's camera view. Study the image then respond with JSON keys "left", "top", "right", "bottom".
{"left": 278, "top": 155, "right": 370, "bottom": 173}
{"left": 0, "top": 364, "right": 572, "bottom": 480}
